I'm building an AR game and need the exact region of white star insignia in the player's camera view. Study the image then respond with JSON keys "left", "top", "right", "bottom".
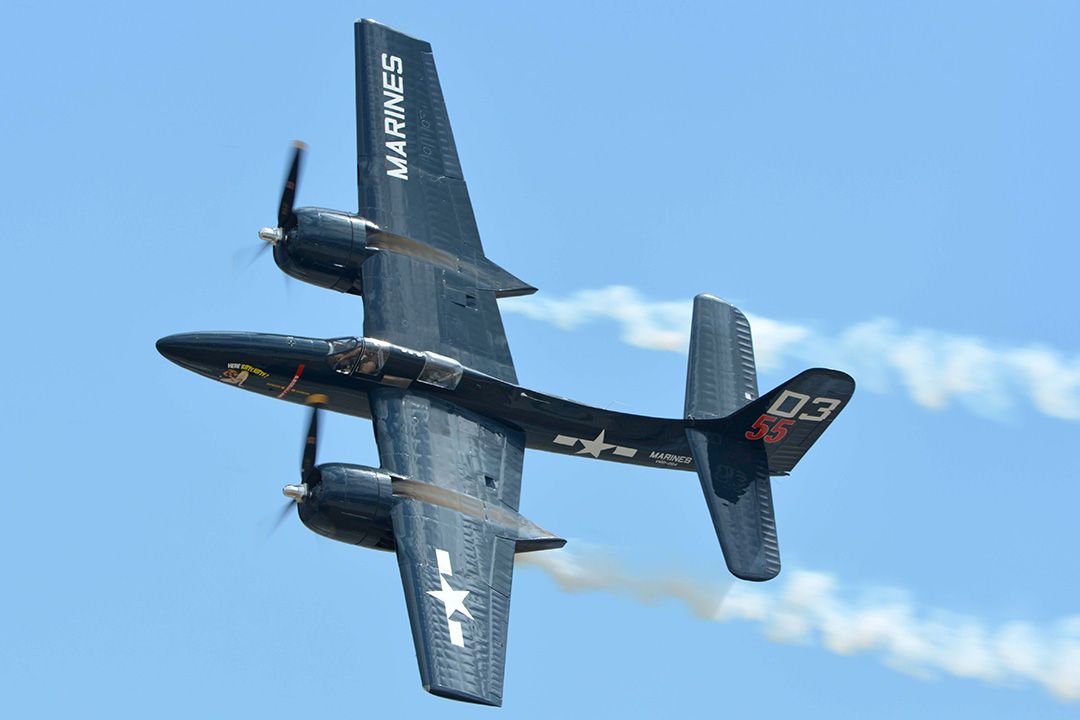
{"left": 428, "top": 548, "right": 473, "bottom": 648}
{"left": 427, "top": 575, "right": 474, "bottom": 621}
{"left": 576, "top": 429, "right": 616, "bottom": 458}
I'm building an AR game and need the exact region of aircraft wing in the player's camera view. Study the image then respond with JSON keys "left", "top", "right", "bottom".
{"left": 362, "top": 250, "right": 519, "bottom": 382}
{"left": 355, "top": 20, "right": 527, "bottom": 383}
{"left": 371, "top": 387, "right": 524, "bottom": 706}
{"left": 355, "top": 19, "right": 485, "bottom": 264}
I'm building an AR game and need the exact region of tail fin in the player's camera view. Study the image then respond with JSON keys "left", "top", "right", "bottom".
{"left": 684, "top": 294, "right": 759, "bottom": 420}
{"left": 684, "top": 295, "right": 855, "bottom": 581}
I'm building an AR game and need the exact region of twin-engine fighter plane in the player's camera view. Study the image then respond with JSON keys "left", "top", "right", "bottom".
{"left": 158, "top": 20, "right": 855, "bottom": 707}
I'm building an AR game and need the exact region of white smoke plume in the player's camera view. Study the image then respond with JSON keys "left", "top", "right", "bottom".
{"left": 519, "top": 548, "right": 1080, "bottom": 703}
{"left": 501, "top": 286, "right": 1080, "bottom": 421}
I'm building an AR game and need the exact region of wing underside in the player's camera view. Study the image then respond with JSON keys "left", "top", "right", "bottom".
{"left": 354, "top": 19, "right": 521, "bottom": 383}
{"left": 356, "top": 22, "right": 530, "bottom": 705}
{"left": 371, "top": 388, "right": 525, "bottom": 706}
{"left": 362, "top": 251, "right": 519, "bottom": 383}
{"left": 355, "top": 20, "right": 480, "bottom": 261}
{"left": 392, "top": 500, "right": 516, "bottom": 705}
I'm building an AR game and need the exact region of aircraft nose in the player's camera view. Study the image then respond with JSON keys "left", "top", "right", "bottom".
{"left": 155, "top": 334, "right": 189, "bottom": 362}
{"left": 156, "top": 332, "right": 222, "bottom": 371}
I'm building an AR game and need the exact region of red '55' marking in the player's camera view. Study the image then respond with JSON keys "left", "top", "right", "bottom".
{"left": 745, "top": 414, "right": 795, "bottom": 444}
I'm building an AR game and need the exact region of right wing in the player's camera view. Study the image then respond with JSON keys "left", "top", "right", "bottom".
{"left": 391, "top": 500, "right": 516, "bottom": 706}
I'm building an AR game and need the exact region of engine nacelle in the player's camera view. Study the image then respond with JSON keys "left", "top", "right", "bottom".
{"left": 273, "top": 208, "right": 373, "bottom": 294}
{"left": 272, "top": 206, "right": 538, "bottom": 300}
{"left": 298, "top": 463, "right": 395, "bottom": 550}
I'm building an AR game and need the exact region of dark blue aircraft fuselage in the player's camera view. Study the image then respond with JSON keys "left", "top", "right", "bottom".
{"left": 157, "top": 331, "right": 700, "bottom": 472}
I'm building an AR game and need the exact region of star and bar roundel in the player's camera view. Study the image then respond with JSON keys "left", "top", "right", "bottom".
{"left": 552, "top": 430, "right": 638, "bottom": 459}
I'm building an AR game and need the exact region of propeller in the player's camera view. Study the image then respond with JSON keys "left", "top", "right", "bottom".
{"left": 268, "top": 500, "right": 295, "bottom": 537}
{"left": 299, "top": 398, "right": 321, "bottom": 482}
{"left": 232, "top": 242, "right": 271, "bottom": 271}
{"left": 277, "top": 140, "right": 305, "bottom": 232}
{"left": 257, "top": 140, "right": 306, "bottom": 250}
{"left": 270, "top": 394, "right": 327, "bottom": 537}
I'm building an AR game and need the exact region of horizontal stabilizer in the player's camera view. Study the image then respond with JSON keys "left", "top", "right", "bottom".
{"left": 716, "top": 368, "right": 856, "bottom": 476}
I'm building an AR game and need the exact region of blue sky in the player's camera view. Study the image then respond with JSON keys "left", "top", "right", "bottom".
{"left": 3, "top": 1, "right": 1078, "bottom": 717}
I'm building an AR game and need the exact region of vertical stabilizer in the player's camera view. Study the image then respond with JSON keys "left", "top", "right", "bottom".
{"left": 684, "top": 294, "right": 759, "bottom": 420}
{"left": 684, "top": 295, "right": 779, "bottom": 580}
{"left": 684, "top": 294, "right": 855, "bottom": 582}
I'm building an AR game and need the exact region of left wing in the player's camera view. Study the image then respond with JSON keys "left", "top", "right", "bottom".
{"left": 355, "top": 20, "right": 530, "bottom": 383}
{"left": 371, "top": 388, "right": 524, "bottom": 706}
{"left": 354, "top": 20, "right": 488, "bottom": 264}
{"left": 362, "top": 251, "right": 519, "bottom": 382}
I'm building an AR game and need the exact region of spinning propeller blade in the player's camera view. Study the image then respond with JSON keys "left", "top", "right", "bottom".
{"left": 258, "top": 141, "right": 306, "bottom": 249}
{"left": 233, "top": 242, "right": 272, "bottom": 272}
{"left": 278, "top": 141, "right": 305, "bottom": 231}
{"left": 301, "top": 401, "right": 320, "bottom": 478}
{"left": 271, "top": 395, "right": 328, "bottom": 536}
{"left": 268, "top": 499, "right": 295, "bottom": 537}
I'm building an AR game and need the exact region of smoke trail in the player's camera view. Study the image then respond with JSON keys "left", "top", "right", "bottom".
{"left": 519, "top": 548, "right": 1080, "bottom": 703}
{"left": 520, "top": 546, "right": 732, "bottom": 620}
{"left": 501, "top": 286, "right": 1080, "bottom": 421}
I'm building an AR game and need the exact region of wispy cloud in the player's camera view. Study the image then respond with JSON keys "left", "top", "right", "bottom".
{"left": 520, "top": 548, "right": 1080, "bottom": 703}
{"left": 502, "top": 286, "right": 1080, "bottom": 420}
